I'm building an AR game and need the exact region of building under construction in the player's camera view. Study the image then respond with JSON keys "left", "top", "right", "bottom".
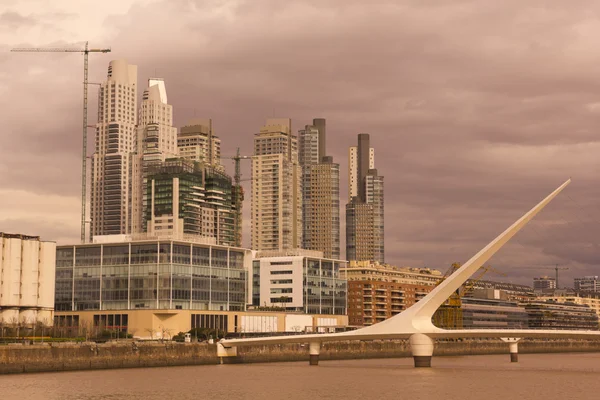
{"left": 432, "top": 263, "right": 513, "bottom": 329}
{"left": 145, "top": 158, "right": 237, "bottom": 247}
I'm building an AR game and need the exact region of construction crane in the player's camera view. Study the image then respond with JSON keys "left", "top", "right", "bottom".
{"left": 11, "top": 42, "right": 111, "bottom": 243}
{"left": 520, "top": 264, "right": 569, "bottom": 289}
{"left": 222, "top": 149, "right": 252, "bottom": 247}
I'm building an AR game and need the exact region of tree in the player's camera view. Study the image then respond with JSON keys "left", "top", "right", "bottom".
{"left": 8, "top": 317, "right": 19, "bottom": 338}
{"left": 145, "top": 327, "right": 156, "bottom": 340}
{"left": 158, "top": 325, "right": 173, "bottom": 342}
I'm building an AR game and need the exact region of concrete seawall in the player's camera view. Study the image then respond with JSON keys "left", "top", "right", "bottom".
{"left": 2, "top": 340, "right": 600, "bottom": 374}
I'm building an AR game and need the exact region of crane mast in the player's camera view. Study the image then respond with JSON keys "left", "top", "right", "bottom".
{"left": 228, "top": 148, "right": 252, "bottom": 247}
{"left": 11, "top": 42, "right": 111, "bottom": 243}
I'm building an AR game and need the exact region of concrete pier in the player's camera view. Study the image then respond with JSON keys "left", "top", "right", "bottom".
{"left": 501, "top": 338, "right": 521, "bottom": 363}
{"left": 309, "top": 342, "right": 321, "bottom": 366}
{"left": 409, "top": 334, "right": 434, "bottom": 368}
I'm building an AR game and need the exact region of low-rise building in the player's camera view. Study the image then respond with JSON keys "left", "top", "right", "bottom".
{"left": 460, "top": 289, "right": 528, "bottom": 329}
{"left": 54, "top": 237, "right": 347, "bottom": 338}
{"left": 525, "top": 300, "right": 599, "bottom": 330}
{"left": 538, "top": 294, "right": 600, "bottom": 320}
{"left": 343, "top": 261, "right": 443, "bottom": 326}
{"left": 574, "top": 276, "right": 600, "bottom": 293}
{"left": 533, "top": 276, "right": 556, "bottom": 293}
{"left": 468, "top": 280, "right": 535, "bottom": 302}
{"left": 0, "top": 232, "right": 56, "bottom": 326}
{"left": 55, "top": 235, "right": 250, "bottom": 313}
{"left": 54, "top": 309, "right": 348, "bottom": 339}
{"left": 251, "top": 249, "right": 347, "bottom": 316}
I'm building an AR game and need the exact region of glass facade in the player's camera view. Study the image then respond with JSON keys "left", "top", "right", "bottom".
{"left": 461, "top": 298, "right": 528, "bottom": 329}
{"left": 525, "top": 301, "right": 599, "bottom": 330}
{"left": 303, "top": 258, "right": 347, "bottom": 315}
{"left": 147, "top": 159, "right": 237, "bottom": 247}
{"left": 55, "top": 241, "right": 249, "bottom": 312}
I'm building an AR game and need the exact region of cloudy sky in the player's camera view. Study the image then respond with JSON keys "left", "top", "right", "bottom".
{"left": 2, "top": 0, "right": 600, "bottom": 286}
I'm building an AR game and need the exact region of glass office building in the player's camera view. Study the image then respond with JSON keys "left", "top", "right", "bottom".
{"left": 55, "top": 239, "right": 250, "bottom": 312}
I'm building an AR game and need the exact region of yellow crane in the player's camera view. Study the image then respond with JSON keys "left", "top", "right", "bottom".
{"left": 11, "top": 42, "right": 111, "bottom": 243}
{"left": 433, "top": 262, "right": 506, "bottom": 329}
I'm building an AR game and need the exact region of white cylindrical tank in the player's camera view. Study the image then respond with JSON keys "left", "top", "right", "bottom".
{"left": 1, "top": 308, "right": 19, "bottom": 324}
{"left": 19, "top": 309, "right": 37, "bottom": 325}
{"left": 0, "top": 238, "right": 22, "bottom": 307}
{"left": 0, "top": 239, "right": 3, "bottom": 305}
{"left": 38, "top": 241, "right": 57, "bottom": 310}
{"left": 37, "top": 310, "right": 53, "bottom": 326}
{"left": 19, "top": 239, "right": 39, "bottom": 308}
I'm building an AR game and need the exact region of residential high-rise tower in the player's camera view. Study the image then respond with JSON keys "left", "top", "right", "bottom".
{"left": 177, "top": 119, "right": 222, "bottom": 169}
{"left": 130, "top": 78, "right": 178, "bottom": 234}
{"left": 90, "top": 60, "right": 137, "bottom": 238}
{"left": 346, "top": 133, "right": 384, "bottom": 262}
{"left": 299, "top": 118, "right": 340, "bottom": 259}
{"left": 251, "top": 119, "right": 302, "bottom": 251}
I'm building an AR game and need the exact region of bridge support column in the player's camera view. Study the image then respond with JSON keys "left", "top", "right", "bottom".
{"left": 309, "top": 342, "right": 321, "bottom": 366}
{"left": 501, "top": 338, "right": 521, "bottom": 363}
{"left": 217, "top": 342, "right": 238, "bottom": 364}
{"left": 409, "top": 334, "right": 434, "bottom": 368}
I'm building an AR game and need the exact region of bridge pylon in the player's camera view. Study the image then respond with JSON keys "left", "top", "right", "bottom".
{"left": 409, "top": 333, "right": 435, "bottom": 367}
{"left": 501, "top": 337, "right": 522, "bottom": 362}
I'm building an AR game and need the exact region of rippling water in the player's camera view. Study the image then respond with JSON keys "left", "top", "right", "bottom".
{"left": 2, "top": 353, "right": 600, "bottom": 400}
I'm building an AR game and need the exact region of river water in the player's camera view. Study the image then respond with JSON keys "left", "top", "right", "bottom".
{"left": 2, "top": 353, "right": 600, "bottom": 400}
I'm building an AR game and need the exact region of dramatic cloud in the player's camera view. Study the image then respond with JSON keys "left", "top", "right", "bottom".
{"left": 3, "top": 0, "right": 600, "bottom": 286}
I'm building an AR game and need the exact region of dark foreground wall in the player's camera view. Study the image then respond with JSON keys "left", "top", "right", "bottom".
{"left": 2, "top": 340, "right": 600, "bottom": 374}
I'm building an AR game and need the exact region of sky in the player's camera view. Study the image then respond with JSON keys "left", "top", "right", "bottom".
{"left": 2, "top": 0, "right": 600, "bottom": 287}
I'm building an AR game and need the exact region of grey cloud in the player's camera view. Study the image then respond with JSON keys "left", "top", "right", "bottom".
{"left": 4, "top": 0, "right": 600, "bottom": 285}
{"left": 0, "top": 11, "right": 38, "bottom": 29}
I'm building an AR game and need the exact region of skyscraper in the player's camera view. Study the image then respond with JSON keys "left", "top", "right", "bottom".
{"left": 91, "top": 60, "right": 138, "bottom": 238}
{"left": 130, "top": 78, "right": 178, "bottom": 234}
{"left": 177, "top": 119, "right": 222, "bottom": 169}
{"left": 251, "top": 118, "right": 302, "bottom": 251}
{"left": 299, "top": 119, "right": 340, "bottom": 259}
{"left": 346, "top": 133, "right": 384, "bottom": 262}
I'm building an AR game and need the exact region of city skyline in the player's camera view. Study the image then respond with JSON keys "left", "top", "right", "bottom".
{"left": 3, "top": 1, "right": 600, "bottom": 286}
